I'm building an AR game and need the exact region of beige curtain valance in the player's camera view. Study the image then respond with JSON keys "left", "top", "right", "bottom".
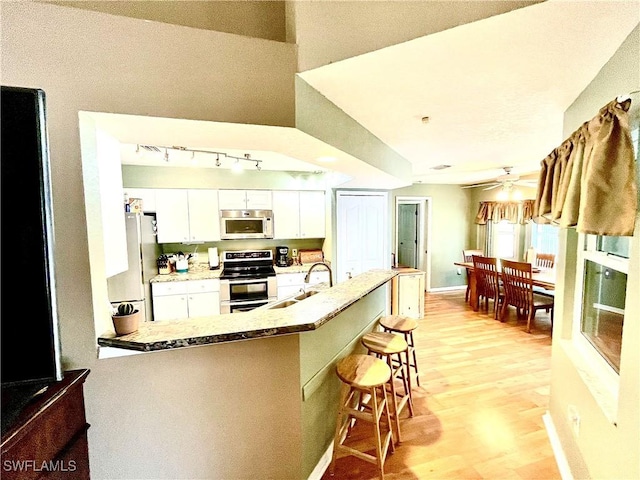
{"left": 533, "top": 98, "right": 637, "bottom": 236}
{"left": 475, "top": 200, "right": 535, "bottom": 225}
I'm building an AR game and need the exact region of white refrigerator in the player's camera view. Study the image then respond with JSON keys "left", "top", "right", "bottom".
{"left": 107, "top": 213, "right": 161, "bottom": 322}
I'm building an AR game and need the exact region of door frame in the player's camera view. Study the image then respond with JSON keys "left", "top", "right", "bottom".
{"left": 394, "top": 196, "right": 431, "bottom": 291}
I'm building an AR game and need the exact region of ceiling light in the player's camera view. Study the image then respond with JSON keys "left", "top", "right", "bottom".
{"left": 431, "top": 164, "right": 451, "bottom": 170}
{"left": 231, "top": 159, "right": 243, "bottom": 173}
{"left": 421, "top": 116, "right": 430, "bottom": 124}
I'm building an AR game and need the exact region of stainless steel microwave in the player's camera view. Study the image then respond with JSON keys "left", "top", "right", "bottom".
{"left": 220, "top": 210, "right": 274, "bottom": 240}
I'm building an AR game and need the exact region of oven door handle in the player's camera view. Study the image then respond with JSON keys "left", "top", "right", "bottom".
{"left": 222, "top": 278, "right": 270, "bottom": 285}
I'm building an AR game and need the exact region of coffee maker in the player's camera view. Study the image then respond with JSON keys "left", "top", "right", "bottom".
{"left": 275, "top": 246, "right": 289, "bottom": 267}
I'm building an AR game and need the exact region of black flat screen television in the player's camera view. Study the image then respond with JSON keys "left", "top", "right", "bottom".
{"left": 1, "top": 86, "right": 63, "bottom": 389}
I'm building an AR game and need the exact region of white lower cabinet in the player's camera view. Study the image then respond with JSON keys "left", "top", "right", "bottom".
{"left": 152, "top": 279, "right": 220, "bottom": 321}
{"left": 276, "top": 271, "right": 330, "bottom": 300}
{"left": 391, "top": 269, "right": 425, "bottom": 319}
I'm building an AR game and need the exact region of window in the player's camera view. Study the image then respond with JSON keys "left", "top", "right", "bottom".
{"left": 492, "top": 220, "right": 518, "bottom": 259}
{"left": 530, "top": 223, "right": 559, "bottom": 257}
{"left": 580, "top": 257, "right": 627, "bottom": 373}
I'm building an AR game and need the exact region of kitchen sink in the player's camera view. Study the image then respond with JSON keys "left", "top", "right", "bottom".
{"left": 267, "top": 299, "right": 299, "bottom": 309}
{"left": 294, "top": 290, "right": 320, "bottom": 301}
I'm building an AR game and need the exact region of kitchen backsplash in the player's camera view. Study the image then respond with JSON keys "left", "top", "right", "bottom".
{"left": 160, "top": 238, "right": 324, "bottom": 262}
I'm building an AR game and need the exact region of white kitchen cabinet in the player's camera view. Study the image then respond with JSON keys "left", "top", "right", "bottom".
{"left": 272, "top": 190, "right": 325, "bottom": 239}
{"left": 299, "top": 191, "right": 326, "bottom": 238}
{"left": 124, "top": 188, "right": 157, "bottom": 212}
{"left": 152, "top": 279, "right": 220, "bottom": 321}
{"left": 187, "top": 190, "right": 220, "bottom": 242}
{"left": 276, "top": 270, "right": 330, "bottom": 299}
{"left": 155, "top": 189, "right": 220, "bottom": 243}
{"left": 218, "top": 189, "right": 272, "bottom": 210}
{"left": 391, "top": 269, "right": 425, "bottom": 319}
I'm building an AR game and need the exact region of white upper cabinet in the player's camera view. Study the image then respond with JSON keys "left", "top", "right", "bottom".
{"left": 218, "top": 189, "right": 272, "bottom": 210}
{"left": 188, "top": 190, "right": 220, "bottom": 242}
{"left": 272, "top": 190, "right": 325, "bottom": 239}
{"left": 155, "top": 189, "right": 220, "bottom": 243}
{"left": 299, "top": 191, "right": 326, "bottom": 238}
{"left": 272, "top": 191, "right": 300, "bottom": 239}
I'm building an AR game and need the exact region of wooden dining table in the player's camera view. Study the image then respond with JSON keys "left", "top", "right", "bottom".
{"left": 454, "top": 261, "right": 557, "bottom": 312}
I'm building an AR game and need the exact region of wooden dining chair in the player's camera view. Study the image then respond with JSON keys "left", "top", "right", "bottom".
{"left": 462, "top": 249, "right": 483, "bottom": 302}
{"left": 535, "top": 253, "right": 556, "bottom": 269}
{"left": 500, "top": 259, "right": 554, "bottom": 333}
{"left": 471, "top": 255, "right": 504, "bottom": 319}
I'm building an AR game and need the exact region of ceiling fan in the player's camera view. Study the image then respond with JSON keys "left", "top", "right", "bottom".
{"left": 461, "top": 166, "right": 538, "bottom": 190}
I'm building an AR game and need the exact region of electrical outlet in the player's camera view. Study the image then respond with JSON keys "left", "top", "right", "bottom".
{"left": 292, "top": 248, "right": 298, "bottom": 258}
{"left": 568, "top": 405, "right": 580, "bottom": 437}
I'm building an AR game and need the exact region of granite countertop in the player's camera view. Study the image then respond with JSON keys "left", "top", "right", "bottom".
{"left": 99, "top": 269, "right": 398, "bottom": 352}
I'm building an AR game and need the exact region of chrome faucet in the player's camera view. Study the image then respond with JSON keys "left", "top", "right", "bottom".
{"left": 304, "top": 262, "right": 333, "bottom": 287}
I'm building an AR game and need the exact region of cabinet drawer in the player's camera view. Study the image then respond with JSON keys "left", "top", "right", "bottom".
{"left": 186, "top": 279, "right": 219, "bottom": 293}
{"left": 276, "top": 273, "right": 305, "bottom": 287}
{"left": 152, "top": 281, "right": 188, "bottom": 296}
{"left": 307, "top": 271, "right": 330, "bottom": 285}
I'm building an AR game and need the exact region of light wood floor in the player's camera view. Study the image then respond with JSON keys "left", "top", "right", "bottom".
{"left": 323, "top": 289, "right": 560, "bottom": 480}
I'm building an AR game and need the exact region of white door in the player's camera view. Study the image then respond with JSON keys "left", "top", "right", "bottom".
{"left": 336, "top": 191, "right": 388, "bottom": 283}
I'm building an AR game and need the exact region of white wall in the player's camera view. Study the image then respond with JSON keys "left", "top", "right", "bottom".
{"left": 1, "top": 3, "right": 297, "bottom": 477}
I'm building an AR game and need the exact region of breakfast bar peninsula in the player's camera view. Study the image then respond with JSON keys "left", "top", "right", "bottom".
{"left": 95, "top": 269, "right": 397, "bottom": 480}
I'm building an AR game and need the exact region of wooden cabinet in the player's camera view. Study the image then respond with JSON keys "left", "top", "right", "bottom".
{"left": 391, "top": 268, "right": 425, "bottom": 319}
{"left": 272, "top": 190, "right": 325, "bottom": 239}
{"left": 1, "top": 369, "right": 91, "bottom": 480}
{"left": 152, "top": 279, "right": 220, "bottom": 321}
{"left": 155, "top": 189, "right": 220, "bottom": 243}
{"left": 218, "top": 190, "right": 272, "bottom": 210}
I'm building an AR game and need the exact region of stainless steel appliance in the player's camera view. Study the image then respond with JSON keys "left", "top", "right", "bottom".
{"left": 275, "top": 246, "right": 289, "bottom": 267}
{"left": 220, "top": 209, "right": 273, "bottom": 240}
{"left": 219, "top": 250, "right": 277, "bottom": 313}
{"left": 107, "top": 213, "right": 161, "bottom": 322}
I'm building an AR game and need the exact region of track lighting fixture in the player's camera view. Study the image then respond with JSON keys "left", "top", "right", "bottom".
{"left": 137, "top": 144, "right": 264, "bottom": 170}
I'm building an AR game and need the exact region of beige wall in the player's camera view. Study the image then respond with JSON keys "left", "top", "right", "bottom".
{"left": 42, "top": 0, "right": 287, "bottom": 41}
{"left": 1, "top": 2, "right": 297, "bottom": 478}
{"left": 548, "top": 25, "right": 639, "bottom": 480}
{"left": 290, "top": 0, "right": 542, "bottom": 71}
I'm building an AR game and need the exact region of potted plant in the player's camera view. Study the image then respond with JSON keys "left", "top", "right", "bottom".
{"left": 111, "top": 302, "right": 140, "bottom": 336}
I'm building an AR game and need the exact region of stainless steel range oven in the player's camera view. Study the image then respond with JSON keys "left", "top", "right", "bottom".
{"left": 219, "top": 250, "right": 277, "bottom": 313}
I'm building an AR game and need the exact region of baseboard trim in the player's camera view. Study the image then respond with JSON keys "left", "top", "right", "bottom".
{"left": 543, "top": 411, "right": 573, "bottom": 480}
{"left": 428, "top": 285, "right": 466, "bottom": 293}
{"left": 307, "top": 441, "right": 333, "bottom": 480}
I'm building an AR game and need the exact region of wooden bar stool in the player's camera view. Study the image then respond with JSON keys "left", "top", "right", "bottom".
{"left": 379, "top": 314, "right": 421, "bottom": 387}
{"left": 361, "top": 331, "right": 414, "bottom": 442}
{"left": 330, "top": 354, "right": 395, "bottom": 480}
